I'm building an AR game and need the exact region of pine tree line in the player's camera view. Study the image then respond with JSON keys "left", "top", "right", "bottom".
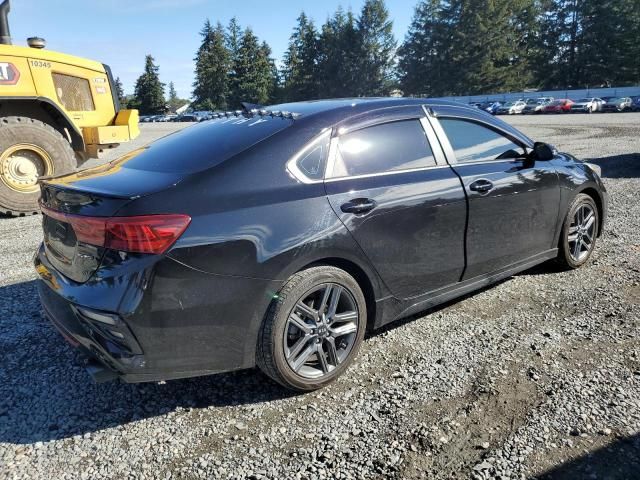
{"left": 399, "top": 0, "right": 640, "bottom": 96}
{"left": 191, "top": 18, "right": 277, "bottom": 109}
{"left": 132, "top": 0, "right": 640, "bottom": 112}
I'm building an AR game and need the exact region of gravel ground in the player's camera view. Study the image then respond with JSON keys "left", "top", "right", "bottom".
{"left": 1, "top": 114, "right": 639, "bottom": 480}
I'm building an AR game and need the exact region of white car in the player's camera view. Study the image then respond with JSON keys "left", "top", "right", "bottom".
{"left": 570, "top": 98, "right": 603, "bottom": 113}
{"left": 497, "top": 100, "right": 526, "bottom": 115}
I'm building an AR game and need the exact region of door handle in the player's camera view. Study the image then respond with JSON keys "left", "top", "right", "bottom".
{"left": 469, "top": 179, "right": 494, "bottom": 194}
{"left": 340, "top": 198, "right": 377, "bottom": 214}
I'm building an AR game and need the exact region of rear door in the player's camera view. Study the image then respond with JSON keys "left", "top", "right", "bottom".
{"left": 324, "top": 106, "right": 467, "bottom": 299}
{"left": 428, "top": 108, "right": 560, "bottom": 280}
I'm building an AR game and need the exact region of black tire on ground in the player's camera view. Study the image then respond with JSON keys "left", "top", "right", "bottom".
{"left": 256, "top": 266, "right": 367, "bottom": 391}
{"left": 556, "top": 193, "right": 599, "bottom": 269}
{"left": 0, "top": 116, "right": 76, "bottom": 216}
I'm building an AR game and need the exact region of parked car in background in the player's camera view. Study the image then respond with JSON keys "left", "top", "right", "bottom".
{"left": 523, "top": 99, "right": 550, "bottom": 114}
{"left": 497, "top": 100, "right": 526, "bottom": 115}
{"left": 600, "top": 97, "right": 632, "bottom": 112}
{"left": 543, "top": 99, "right": 574, "bottom": 113}
{"left": 483, "top": 101, "right": 503, "bottom": 115}
{"left": 34, "top": 98, "right": 607, "bottom": 391}
{"left": 522, "top": 99, "right": 550, "bottom": 114}
{"left": 175, "top": 114, "right": 199, "bottom": 122}
{"left": 570, "top": 98, "right": 603, "bottom": 113}
{"left": 631, "top": 96, "right": 640, "bottom": 111}
{"left": 481, "top": 101, "right": 502, "bottom": 115}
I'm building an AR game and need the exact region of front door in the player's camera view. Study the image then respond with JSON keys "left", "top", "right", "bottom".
{"left": 431, "top": 114, "right": 561, "bottom": 280}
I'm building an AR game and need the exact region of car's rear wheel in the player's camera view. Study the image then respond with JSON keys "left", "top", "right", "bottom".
{"left": 557, "top": 193, "right": 599, "bottom": 269}
{"left": 256, "top": 266, "right": 366, "bottom": 391}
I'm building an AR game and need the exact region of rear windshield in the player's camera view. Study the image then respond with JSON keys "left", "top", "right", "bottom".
{"left": 119, "top": 115, "right": 292, "bottom": 174}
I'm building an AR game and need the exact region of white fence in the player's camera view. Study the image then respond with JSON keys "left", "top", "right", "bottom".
{"left": 434, "top": 86, "right": 640, "bottom": 103}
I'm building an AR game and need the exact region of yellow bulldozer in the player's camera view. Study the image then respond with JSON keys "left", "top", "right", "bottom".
{"left": 0, "top": 0, "right": 139, "bottom": 215}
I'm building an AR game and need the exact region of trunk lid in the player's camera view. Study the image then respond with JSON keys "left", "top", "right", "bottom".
{"left": 39, "top": 183, "right": 131, "bottom": 283}
{"left": 39, "top": 114, "right": 293, "bottom": 283}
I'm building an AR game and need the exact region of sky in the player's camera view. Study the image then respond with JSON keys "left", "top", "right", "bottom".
{"left": 9, "top": 0, "right": 416, "bottom": 99}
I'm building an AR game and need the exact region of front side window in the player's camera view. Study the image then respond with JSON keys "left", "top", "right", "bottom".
{"left": 438, "top": 118, "right": 525, "bottom": 164}
{"left": 330, "top": 119, "right": 436, "bottom": 178}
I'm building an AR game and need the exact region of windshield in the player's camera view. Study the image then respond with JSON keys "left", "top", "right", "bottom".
{"left": 576, "top": 98, "right": 592, "bottom": 103}
{"left": 504, "top": 102, "right": 515, "bottom": 107}
{"left": 606, "top": 97, "right": 621, "bottom": 102}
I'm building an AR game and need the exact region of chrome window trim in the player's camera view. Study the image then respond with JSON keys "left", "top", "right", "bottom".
{"left": 286, "top": 129, "right": 332, "bottom": 184}
{"left": 324, "top": 163, "right": 452, "bottom": 183}
{"left": 324, "top": 116, "right": 445, "bottom": 181}
{"left": 424, "top": 109, "right": 529, "bottom": 166}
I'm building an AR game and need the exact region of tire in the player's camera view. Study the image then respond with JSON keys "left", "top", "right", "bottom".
{"left": 0, "top": 116, "right": 76, "bottom": 216}
{"left": 256, "top": 266, "right": 367, "bottom": 391}
{"left": 556, "top": 193, "right": 599, "bottom": 269}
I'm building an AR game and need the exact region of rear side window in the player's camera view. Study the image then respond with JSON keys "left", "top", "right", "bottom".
{"left": 330, "top": 120, "right": 436, "bottom": 178}
{"left": 438, "top": 118, "right": 525, "bottom": 164}
{"left": 290, "top": 131, "right": 330, "bottom": 181}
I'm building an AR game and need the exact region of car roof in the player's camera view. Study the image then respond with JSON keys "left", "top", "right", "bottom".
{"left": 267, "top": 97, "right": 482, "bottom": 120}
{"left": 267, "top": 97, "right": 533, "bottom": 148}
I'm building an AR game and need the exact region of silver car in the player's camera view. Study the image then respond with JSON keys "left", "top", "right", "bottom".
{"left": 570, "top": 98, "right": 603, "bottom": 113}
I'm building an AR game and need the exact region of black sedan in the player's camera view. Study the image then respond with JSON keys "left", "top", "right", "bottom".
{"left": 35, "top": 98, "right": 607, "bottom": 391}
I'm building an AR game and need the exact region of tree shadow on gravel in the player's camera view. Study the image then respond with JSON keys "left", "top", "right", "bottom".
{"left": 585, "top": 153, "right": 640, "bottom": 179}
{"left": 536, "top": 433, "right": 640, "bottom": 479}
{"left": 0, "top": 280, "right": 297, "bottom": 445}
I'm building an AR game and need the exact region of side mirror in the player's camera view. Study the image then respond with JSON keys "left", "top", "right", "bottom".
{"left": 533, "top": 142, "right": 555, "bottom": 161}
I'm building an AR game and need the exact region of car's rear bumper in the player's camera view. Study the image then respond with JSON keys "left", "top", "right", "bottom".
{"left": 35, "top": 244, "right": 281, "bottom": 383}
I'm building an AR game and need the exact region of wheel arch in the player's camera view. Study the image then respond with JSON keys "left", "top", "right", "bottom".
{"left": 577, "top": 186, "right": 604, "bottom": 238}
{"left": 0, "top": 97, "right": 85, "bottom": 152}
{"left": 298, "top": 257, "right": 378, "bottom": 331}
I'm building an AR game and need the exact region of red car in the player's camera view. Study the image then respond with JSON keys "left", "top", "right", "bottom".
{"left": 543, "top": 99, "right": 574, "bottom": 113}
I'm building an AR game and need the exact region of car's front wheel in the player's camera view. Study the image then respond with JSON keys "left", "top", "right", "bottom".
{"left": 557, "top": 193, "right": 599, "bottom": 269}
{"left": 257, "top": 266, "right": 367, "bottom": 391}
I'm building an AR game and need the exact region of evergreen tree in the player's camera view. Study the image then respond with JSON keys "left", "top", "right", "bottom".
{"left": 192, "top": 20, "right": 231, "bottom": 109}
{"left": 318, "top": 8, "right": 360, "bottom": 98}
{"left": 168, "top": 81, "right": 178, "bottom": 104}
{"left": 233, "top": 28, "right": 276, "bottom": 105}
{"left": 261, "top": 41, "right": 281, "bottom": 103}
{"left": 576, "top": 0, "right": 640, "bottom": 87}
{"left": 132, "top": 55, "right": 165, "bottom": 115}
{"left": 355, "top": 0, "right": 397, "bottom": 96}
{"left": 226, "top": 17, "right": 244, "bottom": 107}
{"left": 399, "top": 0, "right": 536, "bottom": 96}
{"left": 282, "top": 12, "right": 320, "bottom": 101}
{"left": 114, "top": 76, "right": 126, "bottom": 105}
{"left": 397, "top": 0, "right": 445, "bottom": 96}
{"left": 167, "top": 81, "right": 188, "bottom": 112}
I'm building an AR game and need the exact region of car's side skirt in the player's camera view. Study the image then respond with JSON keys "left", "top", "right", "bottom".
{"left": 375, "top": 249, "right": 558, "bottom": 328}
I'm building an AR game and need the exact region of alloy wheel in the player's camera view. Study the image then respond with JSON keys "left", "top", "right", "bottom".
{"left": 283, "top": 283, "right": 359, "bottom": 379}
{"left": 567, "top": 204, "right": 596, "bottom": 262}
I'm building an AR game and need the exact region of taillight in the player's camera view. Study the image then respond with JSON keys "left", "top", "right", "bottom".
{"left": 104, "top": 215, "right": 191, "bottom": 254}
{"left": 40, "top": 205, "right": 191, "bottom": 254}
